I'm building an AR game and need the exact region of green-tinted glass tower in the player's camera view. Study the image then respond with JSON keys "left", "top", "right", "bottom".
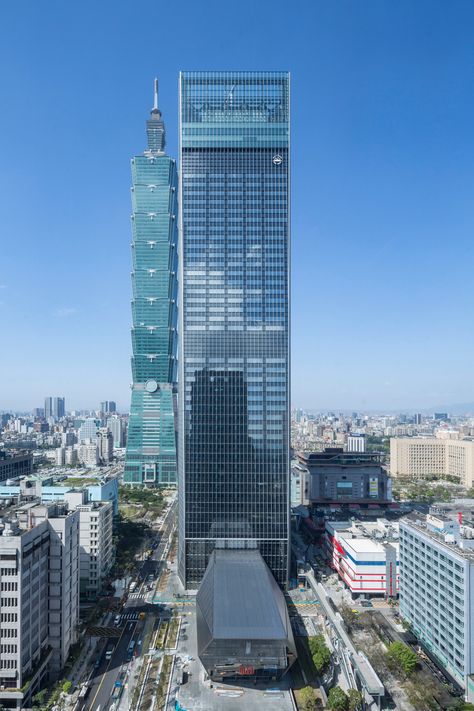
{"left": 124, "top": 80, "right": 178, "bottom": 487}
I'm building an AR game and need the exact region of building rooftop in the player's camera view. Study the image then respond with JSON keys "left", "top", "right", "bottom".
{"left": 344, "top": 538, "right": 390, "bottom": 554}
{"left": 197, "top": 549, "right": 294, "bottom": 643}
{"left": 327, "top": 517, "right": 399, "bottom": 543}
{"left": 402, "top": 512, "right": 474, "bottom": 561}
{"left": 298, "top": 448, "right": 383, "bottom": 466}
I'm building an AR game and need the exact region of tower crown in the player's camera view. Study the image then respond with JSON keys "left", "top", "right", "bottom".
{"left": 146, "top": 77, "right": 165, "bottom": 153}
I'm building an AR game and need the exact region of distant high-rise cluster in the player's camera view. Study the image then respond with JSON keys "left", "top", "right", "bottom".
{"left": 100, "top": 400, "right": 116, "bottom": 414}
{"left": 44, "top": 396, "right": 65, "bottom": 421}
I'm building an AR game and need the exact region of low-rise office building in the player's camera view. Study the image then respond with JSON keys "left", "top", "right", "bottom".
{"left": 400, "top": 511, "right": 474, "bottom": 700}
{"left": 390, "top": 437, "right": 474, "bottom": 484}
{"left": 0, "top": 477, "right": 119, "bottom": 515}
{"left": 324, "top": 519, "right": 399, "bottom": 597}
{"left": 0, "top": 451, "right": 33, "bottom": 483}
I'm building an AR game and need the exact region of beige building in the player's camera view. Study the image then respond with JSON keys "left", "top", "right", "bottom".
{"left": 0, "top": 502, "right": 80, "bottom": 709}
{"left": 76, "top": 501, "right": 114, "bottom": 598}
{"left": 390, "top": 437, "right": 474, "bottom": 485}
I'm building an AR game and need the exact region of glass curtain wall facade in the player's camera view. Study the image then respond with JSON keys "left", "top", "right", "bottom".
{"left": 124, "top": 84, "right": 178, "bottom": 487}
{"left": 178, "top": 71, "right": 290, "bottom": 587}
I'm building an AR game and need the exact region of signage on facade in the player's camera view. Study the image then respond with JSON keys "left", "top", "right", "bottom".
{"left": 239, "top": 665, "right": 255, "bottom": 675}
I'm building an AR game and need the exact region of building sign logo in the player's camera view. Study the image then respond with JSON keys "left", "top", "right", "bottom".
{"left": 272, "top": 154, "right": 283, "bottom": 165}
{"left": 239, "top": 665, "right": 255, "bottom": 675}
{"left": 369, "top": 477, "right": 379, "bottom": 498}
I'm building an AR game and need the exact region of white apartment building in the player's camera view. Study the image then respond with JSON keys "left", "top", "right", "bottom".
{"left": 347, "top": 434, "right": 366, "bottom": 453}
{"left": 78, "top": 442, "right": 99, "bottom": 467}
{"left": 17, "top": 503, "right": 80, "bottom": 674}
{"left": 400, "top": 513, "right": 474, "bottom": 701}
{"left": 65, "top": 446, "right": 78, "bottom": 466}
{"left": 78, "top": 418, "right": 100, "bottom": 443}
{"left": 97, "top": 428, "right": 113, "bottom": 464}
{"left": 76, "top": 501, "right": 113, "bottom": 598}
{"left": 390, "top": 437, "right": 474, "bottom": 485}
{"left": 107, "top": 416, "right": 125, "bottom": 449}
{"left": 0, "top": 503, "right": 80, "bottom": 709}
{"left": 55, "top": 446, "right": 66, "bottom": 466}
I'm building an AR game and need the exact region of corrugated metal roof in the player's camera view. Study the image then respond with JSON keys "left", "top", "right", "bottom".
{"left": 196, "top": 549, "right": 290, "bottom": 640}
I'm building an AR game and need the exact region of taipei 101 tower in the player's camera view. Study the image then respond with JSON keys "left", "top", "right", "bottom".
{"left": 124, "top": 80, "right": 178, "bottom": 487}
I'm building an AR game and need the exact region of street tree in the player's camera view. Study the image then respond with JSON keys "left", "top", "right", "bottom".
{"left": 387, "top": 641, "right": 418, "bottom": 675}
{"left": 347, "top": 688, "right": 363, "bottom": 710}
{"left": 327, "top": 686, "right": 349, "bottom": 711}
{"left": 299, "top": 686, "right": 318, "bottom": 711}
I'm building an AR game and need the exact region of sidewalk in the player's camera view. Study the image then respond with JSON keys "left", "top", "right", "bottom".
{"left": 64, "top": 611, "right": 113, "bottom": 709}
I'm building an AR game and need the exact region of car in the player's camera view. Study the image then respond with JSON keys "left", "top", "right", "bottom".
{"left": 114, "top": 615, "right": 121, "bottom": 625}
{"left": 360, "top": 600, "right": 373, "bottom": 608}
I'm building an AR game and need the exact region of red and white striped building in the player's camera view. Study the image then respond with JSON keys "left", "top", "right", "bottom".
{"left": 324, "top": 520, "right": 399, "bottom": 597}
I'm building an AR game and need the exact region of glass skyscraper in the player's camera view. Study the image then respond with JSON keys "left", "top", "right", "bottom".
{"left": 124, "top": 81, "right": 178, "bottom": 487}
{"left": 178, "top": 71, "right": 290, "bottom": 587}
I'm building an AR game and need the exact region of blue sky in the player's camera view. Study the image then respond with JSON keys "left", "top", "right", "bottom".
{"left": 1, "top": 0, "right": 473, "bottom": 412}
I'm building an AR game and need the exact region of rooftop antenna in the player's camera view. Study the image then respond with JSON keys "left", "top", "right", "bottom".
{"left": 147, "top": 76, "right": 165, "bottom": 152}
{"left": 151, "top": 77, "right": 160, "bottom": 115}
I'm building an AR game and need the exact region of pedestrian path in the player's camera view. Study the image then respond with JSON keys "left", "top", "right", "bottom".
{"left": 128, "top": 592, "right": 142, "bottom": 599}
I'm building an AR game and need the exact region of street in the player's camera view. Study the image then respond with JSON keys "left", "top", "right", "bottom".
{"left": 83, "top": 498, "right": 177, "bottom": 711}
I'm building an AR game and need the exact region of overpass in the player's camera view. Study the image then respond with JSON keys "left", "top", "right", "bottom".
{"left": 304, "top": 569, "right": 384, "bottom": 709}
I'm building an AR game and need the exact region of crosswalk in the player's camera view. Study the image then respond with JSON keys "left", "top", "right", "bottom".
{"left": 119, "top": 611, "right": 140, "bottom": 622}
{"left": 128, "top": 592, "right": 142, "bottom": 599}
{"left": 152, "top": 598, "right": 195, "bottom": 607}
{"left": 86, "top": 625, "right": 121, "bottom": 638}
{"left": 287, "top": 600, "right": 321, "bottom": 617}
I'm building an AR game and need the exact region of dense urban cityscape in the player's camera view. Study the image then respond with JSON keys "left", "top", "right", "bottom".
{"left": 4, "top": 395, "right": 474, "bottom": 710}
{"left": 2, "top": 5, "right": 474, "bottom": 711}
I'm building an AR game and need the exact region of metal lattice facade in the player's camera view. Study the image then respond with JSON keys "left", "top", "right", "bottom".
{"left": 178, "top": 71, "right": 290, "bottom": 587}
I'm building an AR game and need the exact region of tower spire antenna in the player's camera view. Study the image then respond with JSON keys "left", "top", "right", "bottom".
{"left": 147, "top": 76, "right": 165, "bottom": 152}
{"left": 153, "top": 77, "right": 159, "bottom": 112}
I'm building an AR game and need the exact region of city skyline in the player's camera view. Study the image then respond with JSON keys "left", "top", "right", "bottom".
{"left": 2, "top": 1, "right": 474, "bottom": 411}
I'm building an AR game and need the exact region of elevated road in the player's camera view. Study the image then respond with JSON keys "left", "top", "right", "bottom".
{"left": 304, "top": 569, "right": 384, "bottom": 708}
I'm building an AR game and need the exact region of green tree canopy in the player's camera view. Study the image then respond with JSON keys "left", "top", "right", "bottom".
{"left": 299, "top": 686, "right": 318, "bottom": 711}
{"left": 308, "top": 634, "right": 331, "bottom": 673}
{"left": 327, "top": 686, "right": 349, "bottom": 711}
{"left": 387, "top": 641, "right": 418, "bottom": 675}
{"left": 347, "top": 688, "right": 363, "bottom": 711}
